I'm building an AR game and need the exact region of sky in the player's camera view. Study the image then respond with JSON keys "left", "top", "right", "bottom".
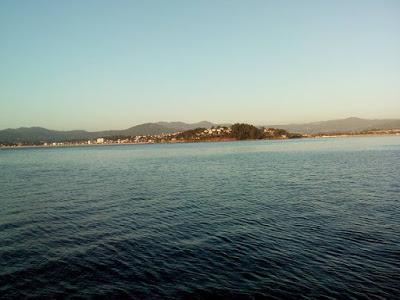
{"left": 0, "top": 0, "right": 399, "bottom": 130}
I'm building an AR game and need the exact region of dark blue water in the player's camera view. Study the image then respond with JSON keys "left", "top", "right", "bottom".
{"left": 1, "top": 137, "right": 400, "bottom": 299}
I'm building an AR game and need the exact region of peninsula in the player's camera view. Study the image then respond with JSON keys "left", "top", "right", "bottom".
{"left": 0, "top": 123, "right": 302, "bottom": 147}
{"left": 1, "top": 118, "right": 399, "bottom": 148}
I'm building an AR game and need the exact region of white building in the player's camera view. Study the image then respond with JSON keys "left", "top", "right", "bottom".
{"left": 96, "top": 138, "right": 104, "bottom": 144}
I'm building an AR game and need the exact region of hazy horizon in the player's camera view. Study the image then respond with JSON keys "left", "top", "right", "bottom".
{"left": 1, "top": 1, "right": 399, "bottom": 131}
{"left": 2, "top": 115, "right": 400, "bottom": 132}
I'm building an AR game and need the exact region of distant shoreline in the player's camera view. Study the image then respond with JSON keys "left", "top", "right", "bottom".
{"left": 1, "top": 133, "right": 399, "bottom": 150}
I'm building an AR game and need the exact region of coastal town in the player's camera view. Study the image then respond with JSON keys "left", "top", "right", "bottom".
{"left": 0, "top": 125, "right": 298, "bottom": 147}
{"left": 1, "top": 124, "right": 399, "bottom": 148}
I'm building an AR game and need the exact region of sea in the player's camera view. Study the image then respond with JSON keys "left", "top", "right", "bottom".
{"left": 1, "top": 136, "right": 399, "bottom": 299}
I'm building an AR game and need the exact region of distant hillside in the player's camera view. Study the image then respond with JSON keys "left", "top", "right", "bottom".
{"left": 155, "top": 121, "right": 215, "bottom": 131}
{"left": 0, "top": 122, "right": 216, "bottom": 144}
{"left": 95, "top": 123, "right": 179, "bottom": 138}
{"left": 267, "top": 117, "right": 400, "bottom": 134}
{"left": 2, "top": 118, "right": 399, "bottom": 144}
{"left": 0, "top": 127, "right": 93, "bottom": 144}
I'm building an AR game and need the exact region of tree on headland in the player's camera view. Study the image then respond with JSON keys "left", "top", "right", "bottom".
{"left": 273, "top": 129, "right": 288, "bottom": 137}
{"left": 287, "top": 132, "right": 303, "bottom": 139}
{"left": 230, "top": 123, "right": 264, "bottom": 140}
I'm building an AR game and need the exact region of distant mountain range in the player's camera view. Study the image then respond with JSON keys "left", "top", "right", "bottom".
{"left": 1, "top": 118, "right": 400, "bottom": 144}
{"left": 268, "top": 117, "right": 400, "bottom": 134}
{"left": 0, "top": 121, "right": 215, "bottom": 144}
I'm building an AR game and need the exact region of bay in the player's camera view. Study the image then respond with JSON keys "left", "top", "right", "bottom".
{"left": 1, "top": 137, "right": 399, "bottom": 299}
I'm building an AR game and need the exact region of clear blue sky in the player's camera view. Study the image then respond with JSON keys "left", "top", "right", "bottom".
{"left": 1, "top": 0, "right": 399, "bottom": 130}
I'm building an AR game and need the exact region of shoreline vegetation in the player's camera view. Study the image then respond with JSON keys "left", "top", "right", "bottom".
{"left": 1, "top": 123, "right": 399, "bottom": 148}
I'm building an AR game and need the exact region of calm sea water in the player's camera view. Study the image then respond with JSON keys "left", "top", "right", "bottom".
{"left": 1, "top": 137, "right": 399, "bottom": 299}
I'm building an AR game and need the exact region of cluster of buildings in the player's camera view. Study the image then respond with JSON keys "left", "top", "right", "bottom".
{"left": 203, "top": 127, "right": 232, "bottom": 135}
{"left": 263, "top": 128, "right": 289, "bottom": 138}
{"left": 88, "top": 127, "right": 234, "bottom": 145}
{"left": 361, "top": 129, "right": 400, "bottom": 135}
{"left": 311, "top": 128, "right": 400, "bottom": 138}
{"left": 85, "top": 133, "right": 180, "bottom": 145}
{"left": 186, "top": 127, "right": 233, "bottom": 140}
{"left": 35, "top": 127, "right": 235, "bottom": 147}
{"left": 3, "top": 126, "right": 399, "bottom": 148}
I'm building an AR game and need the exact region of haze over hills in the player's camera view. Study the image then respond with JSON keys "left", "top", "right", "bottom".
{"left": 154, "top": 121, "right": 214, "bottom": 132}
{"left": 0, "top": 121, "right": 216, "bottom": 144}
{"left": 268, "top": 117, "right": 400, "bottom": 134}
{"left": 1, "top": 118, "right": 400, "bottom": 144}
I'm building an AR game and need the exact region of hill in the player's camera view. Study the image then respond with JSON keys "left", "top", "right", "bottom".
{"left": 267, "top": 117, "right": 400, "bottom": 134}
{"left": 0, "top": 127, "right": 92, "bottom": 144}
{"left": 2, "top": 117, "right": 400, "bottom": 144}
{"left": 0, "top": 122, "right": 216, "bottom": 144}
{"left": 155, "top": 121, "right": 215, "bottom": 131}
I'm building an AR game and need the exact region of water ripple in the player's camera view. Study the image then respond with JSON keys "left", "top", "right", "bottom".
{"left": 0, "top": 137, "right": 400, "bottom": 299}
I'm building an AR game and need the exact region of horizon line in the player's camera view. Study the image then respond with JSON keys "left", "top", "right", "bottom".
{"left": 2, "top": 116, "right": 400, "bottom": 132}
